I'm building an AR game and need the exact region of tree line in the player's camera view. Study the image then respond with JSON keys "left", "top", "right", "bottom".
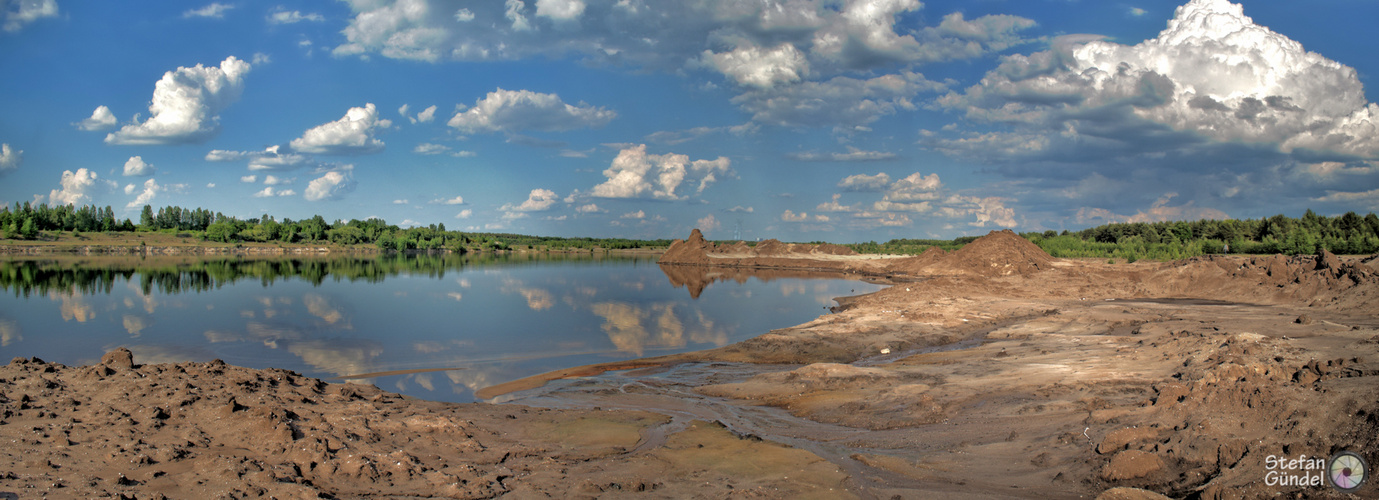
{"left": 849, "top": 210, "right": 1379, "bottom": 261}
{"left": 0, "top": 202, "right": 671, "bottom": 253}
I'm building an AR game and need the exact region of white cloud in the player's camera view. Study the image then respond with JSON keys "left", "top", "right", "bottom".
{"left": 76, "top": 106, "right": 117, "bottom": 131}
{"left": 123, "top": 183, "right": 134, "bottom": 195}
{"left": 455, "top": 209, "right": 473, "bottom": 218}
{"left": 122, "top": 156, "right": 155, "bottom": 177}
{"left": 733, "top": 72, "right": 948, "bottom": 128}
{"left": 290, "top": 103, "right": 390, "bottom": 155}
{"left": 2, "top": 0, "right": 57, "bottom": 32}
{"left": 414, "top": 104, "right": 437, "bottom": 123}
{"left": 1077, "top": 193, "right": 1228, "bottom": 224}
{"left": 240, "top": 174, "right": 257, "bottom": 183}
{"left": 790, "top": 146, "right": 896, "bottom": 162}
{"left": 263, "top": 174, "right": 292, "bottom": 185}
{"left": 1129, "top": 7, "right": 1147, "bottom": 16}
{"left": 105, "top": 56, "right": 252, "bottom": 145}
{"left": 48, "top": 168, "right": 99, "bottom": 206}
{"left": 430, "top": 195, "right": 465, "bottom": 205}
{"left": 886, "top": 172, "right": 942, "bottom": 202}
{"left": 501, "top": 188, "right": 559, "bottom": 212}
{"left": 126, "top": 178, "right": 167, "bottom": 209}
{"left": 304, "top": 170, "right": 355, "bottom": 201}
{"left": 621, "top": 210, "right": 645, "bottom": 219}
{"left": 726, "top": 205, "right": 753, "bottom": 213}
{"left": 816, "top": 193, "right": 858, "bottom": 212}
{"left": 781, "top": 210, "right": 831, "bottom": 223}
{"left": 0, "top": 143, "right": 20, "bottom": 171}
{"left": 184, "top": 3, "right": 234, "bottom": 19}
{"left": 413, "top": 142, "right": 450, "bottom": 155}
{"left": 696, "top": 214, "right": 719, "bottom": 233}
{"left": 505, "top": 0, "right": 532, "bottom": 31}
{"left": 206, "top": 145, "right": 310, "bottom": 171}
{"left": 454, "top": 8, "right": 474, "bottom": 22}
{"left": 575, "top": 203, "right": 603, "bottom": 214}
{"left": 590, "top": 144, "right": 731, "bottom": 200}
{"left": 268, "top": 8, "right": 324, "bottom": 24}
{"left": 837, "top": 172, "right": 890, "bottom": 192}
{"left": 252, "top": 186, "right": 296, "bottom": 198}
{"left": 700, "top": 42, "right": 809, "bottom": 89}
{"left": 535, "top": 0, "right": 583, "bottom": 21}
{"left": 392, "top": 199, "right": 408, "bottom": 204}
{"left": 448, "top": 88, "right": 615, "bottom": 133}
{"left": 206, "top": 183, "right": 216, "bottom": 188}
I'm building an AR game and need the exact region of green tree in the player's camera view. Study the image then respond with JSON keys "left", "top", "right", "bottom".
{"left": 139, "top": 205, "right": 154, "bottom": 229}
{"left": 20, "top": 217, "right": 38, "bottom": 239}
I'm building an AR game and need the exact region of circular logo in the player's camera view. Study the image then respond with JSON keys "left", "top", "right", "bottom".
{"left": 1328, "top": 451, "right": 1368, "bottom": 493}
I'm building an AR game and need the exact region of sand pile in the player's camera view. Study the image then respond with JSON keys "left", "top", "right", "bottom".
{"left": 885, "top": 230, "right": 1054, "bottom": 277}
{"left": 659, "top": 230, "right": 858, "bottom": 266}
{"left": 658, "top": 228, "right": 713, "bottom": 265}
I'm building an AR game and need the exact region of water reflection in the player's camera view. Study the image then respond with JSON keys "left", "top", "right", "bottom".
{"left": 0, "top": 254, "right": 881, "bottom": 402}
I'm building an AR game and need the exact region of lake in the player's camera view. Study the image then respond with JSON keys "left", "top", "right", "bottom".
{"left": 0, "top": 253, "right": 882, "bottom": 403}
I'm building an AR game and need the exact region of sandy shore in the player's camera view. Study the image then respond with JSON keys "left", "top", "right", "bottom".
{"left": 3, "top": 230, "right": 1377, "bottom": 498}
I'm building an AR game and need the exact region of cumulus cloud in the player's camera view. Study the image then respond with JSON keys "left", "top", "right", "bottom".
{"left": 413, "top": 104, "right": 436, "bottom": 123}
{"left": 263, "top": 175, "right": 292, "bottom": 185}
{"left": 413, "top": 142, "right": 450, "bottom": 155}
{"left": 48, "top": 168, "right": 99, "bottom": 206}
{"left": 3, "top": 0, "right": 58, "bottom": 32}
{"left": 290, "top": 103, "right": 390, "bottom": 155}
{"left": 733, "top": 71, "right": 948, "bottom": 128}
{"left": 0, "top": 143, "right": 20, "bottom": 171}
{"left": 430, "top": 195, "right": 464, "bottom": 205}
{"left": 105, "top": 56, "right": 252, "bottom": 145}
{"left": 206, "top": 145, "right": 310, "bottom": 171}
{"left": 268, "top": 8, "right": 324, "bottom": 24}
{"left": 126, "top": 178, "right": 165, "bottom": 209}
{"left": 575, "top": 203, "right": 603, "bottom": 214}
{"left": 590, "top": 144, "right": 731, "bottom": 200}
{"left": 696, "top": 214, "right": 720, "bottom": 233}
{"left": 455, "top": 209, "right": 473, "bottom": 218}
{"left": 535, "top": 0, "right": 583, "bottom": 21}
{"left": 700, "top": 42, "right": 809, "bottom": 89}
{"left": 1076, "top": 193, "right": 1228, "bottom": 225}
{"left": 122, "top": 156, "right": 155, "bottom": 177}
{"left": 240, "top": 175, "right": 257, "bottom": 183}
{"left": 837, "top": 172, "right": 890, "bottom": 192}
{"left": 448, "top": 88, "right": 615, "bottom": 133}
{"left": 183, "top": 3, "right": 234, "bottom": 19}
{"left": 621, "top": 210, "right": 645, "bottom": 219}
{"left": 304, "top": 169, "right": 355, "bottom": 201}
{"left": 501, "top": 188, "right": 559, "bottom": 213}
{"left": 252, "top": 186, "right": 296, "bottom": 198}
{"left": 75, "top": 106, "right": 117, "bottom": 131}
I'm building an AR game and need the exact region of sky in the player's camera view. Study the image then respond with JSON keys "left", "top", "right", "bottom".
{"left": 1, "top": 0, "right": 1377, "bottom": 242}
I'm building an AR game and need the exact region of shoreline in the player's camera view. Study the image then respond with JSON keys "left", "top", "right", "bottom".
{"left": 3, "top": 230, "right": 1377, "bottom": 498}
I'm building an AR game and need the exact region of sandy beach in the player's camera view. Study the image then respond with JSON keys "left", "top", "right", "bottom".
{"left": 3, "top": 230, "right": 1377, "bottom": 498}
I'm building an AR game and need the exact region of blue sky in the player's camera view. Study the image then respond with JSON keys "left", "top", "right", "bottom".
{"left": 1, "top": 0, "right": 1377, "bottom": 242}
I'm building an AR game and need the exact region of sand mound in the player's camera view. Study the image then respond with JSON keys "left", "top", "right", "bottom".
{"left": 659, "top": 230, "right": 859, "bottom": 265}
{"left": 884, "top": 230, "right": 1054, "bottom": 277}
{"left": 813, "top": 243, "right": 858, "bottom": 256}
{"left": 659, "top": 228, "right": 712, "bottom": 265}
{"left": 949, "top": 229, "right": 1055, "bottom": 276}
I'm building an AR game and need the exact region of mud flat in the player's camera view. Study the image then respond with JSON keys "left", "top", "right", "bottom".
{"left": 4, "top": 230, "right": 1379, "bottom": 498}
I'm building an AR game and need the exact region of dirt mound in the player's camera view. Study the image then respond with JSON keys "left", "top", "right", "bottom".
{"left": 884, "top": 230, "right": 1053, "bottom": 277}
{"left": 813, "top": 243, "right": 858, "bottom": 256}
{"left": 949, "top": 229, "right": 1055, "bottom": 277}
{"left": 753, "top": 239, "right": 790, "bottom": 256}
{"left": 659, "top": 228, "right": 713, "bottom": 265}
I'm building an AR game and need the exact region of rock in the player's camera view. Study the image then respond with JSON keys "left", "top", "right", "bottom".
{"left": 101, "top": 348, "right": 135, "bottom": 370}
{"left": 1294, "top": 314, "right": 1312, "bottom": 325}
{"left": 1097, "top": 427, "right": 1159, "bottom": 455}
{"left": 1100, "top": 450, "right": 1165, "bottom": 481}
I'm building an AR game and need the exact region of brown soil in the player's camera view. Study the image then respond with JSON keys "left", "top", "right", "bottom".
{"left": 6, "top": 228, "right": 1379, "bottom": 498}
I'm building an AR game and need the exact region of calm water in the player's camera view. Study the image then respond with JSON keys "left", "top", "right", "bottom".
{"left": 0, "top": 254, "right": 881, "bottom": 402}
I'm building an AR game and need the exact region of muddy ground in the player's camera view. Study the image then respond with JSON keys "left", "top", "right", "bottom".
{"left": 3, "top": 230, "right": 1377, "bottom": 498}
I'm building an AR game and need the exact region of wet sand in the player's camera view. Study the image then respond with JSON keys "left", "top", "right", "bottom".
{"left": 3, "top": 231, "right": 1377, "bottom": 498}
